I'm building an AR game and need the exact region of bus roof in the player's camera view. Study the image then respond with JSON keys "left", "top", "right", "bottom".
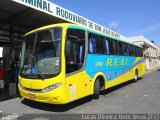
{"left": 25, "top": 23, "right": 142, "bottom": 48}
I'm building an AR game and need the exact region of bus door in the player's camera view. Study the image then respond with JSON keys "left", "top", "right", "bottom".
{"left": 65, "top": 28, "right": 91, "bottom": 100}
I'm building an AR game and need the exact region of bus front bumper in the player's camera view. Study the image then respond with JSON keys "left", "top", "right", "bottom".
{"left": 18, "top": 84, "right": 68, "bottom": 104}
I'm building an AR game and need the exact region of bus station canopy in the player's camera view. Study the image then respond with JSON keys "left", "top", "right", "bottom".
{"left": 0, "top": 0, "right": 67, "bottom": 32}
{"left": 0, "top": 0, "right": 126, "bottom": 44}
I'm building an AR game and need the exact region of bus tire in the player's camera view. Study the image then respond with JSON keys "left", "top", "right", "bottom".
{"left": 134, "top": 70, "right": 138, "bottom": 82}
{"left": 92, "top": 78, "right": 100, "bottom": 99}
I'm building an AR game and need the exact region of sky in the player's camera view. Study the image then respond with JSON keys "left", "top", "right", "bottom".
{"left": 51, "top": 0, "right": 160, "bottom": 45}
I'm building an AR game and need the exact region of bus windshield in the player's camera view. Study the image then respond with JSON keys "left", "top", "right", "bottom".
{"left": 20, "top": 27, "right": 62, "bottom": 79}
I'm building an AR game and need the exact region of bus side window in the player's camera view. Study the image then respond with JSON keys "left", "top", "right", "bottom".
{"left": 89, "top": 38, "right": 93, "bottom": 53}
{"left": 89, "top": 35, "right": 97, "bottom": 54}
{"left": 66, "top": 41, "right": 71, "bottom": 57}
{"left": 138, "top": 48, "right": 141, "bottom": 57}
{"left": 140, "top": 48, "right": 143, "bottom": 57}
{"left": 122, "top": 43, "right": 126, "bottom": 56}
{"left": 89, "top": 33, "right": 106, "bottom": 54}
{"left": 128, "top": 45, "right": 132, "bottom": 56}
{"left": 105, "top": 39, "right": 110, "bottom": 54}
{"left": 66, "top": 28, "right": 85, "bottom": 74}
{"left": 108, "top": 39, "right": 117, "bottom": 55}
{"left": 132, "top": 46, "right": 136, "bottom": 56}
{"left": 123, "top": 43, "right": 128, "bottom": 56}
{"left": 137, "top": 48, "right": 139, "bottom": 57}
{"left": 125, "top": 44, "right": 129, "bottom": 56}
{"left": 118, "top": 41, "right": 122, "bottom": 55}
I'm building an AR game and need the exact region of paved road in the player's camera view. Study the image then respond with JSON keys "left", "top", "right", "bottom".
{"left": 0, "top": 69, "right": 160, "bottom": 116}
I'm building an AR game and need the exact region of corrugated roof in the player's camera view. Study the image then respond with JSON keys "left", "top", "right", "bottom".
{"left": 0, "top": 0, "right": 66, "bottom": 31}
{"left": 0, "top": 0, "right": 28, "bottom": 19}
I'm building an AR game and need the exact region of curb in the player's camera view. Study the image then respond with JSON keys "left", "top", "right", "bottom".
{"left": 0, "top": 95, "right": 19, "bottom": 102}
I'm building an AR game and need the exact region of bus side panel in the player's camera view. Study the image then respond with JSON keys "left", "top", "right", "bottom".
{"left": 85, "top": 54, "right": 145, "bottom": 89}
{"left": 65, "top": 71, "right": 92, "bottom": 102}
{"left": 65, "top": 55, "right": 145, "bottom": 102}
{"left": 136, "top": 61, "right": 146, "bottom": 78}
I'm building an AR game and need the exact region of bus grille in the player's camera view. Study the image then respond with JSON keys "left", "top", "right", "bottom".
{"left": 24, "top": 87, "right": 42, "bottom": 93}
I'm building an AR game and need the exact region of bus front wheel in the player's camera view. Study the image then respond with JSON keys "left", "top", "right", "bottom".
{"left": 92, "top": 79, "right": 100, "bottom": 99}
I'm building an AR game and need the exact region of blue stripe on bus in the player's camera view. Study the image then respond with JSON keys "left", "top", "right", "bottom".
{"left": 85, "top": 54, "right": 144, "bottom": 81}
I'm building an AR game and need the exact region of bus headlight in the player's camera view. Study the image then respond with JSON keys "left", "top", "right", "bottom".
{"left": 19, "top": 83, "right": 25, "bottom": 90}
{"left": 41, "top": 83, "right": 62, "bottom": 93}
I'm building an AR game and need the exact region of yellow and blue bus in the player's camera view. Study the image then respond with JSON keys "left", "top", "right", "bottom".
{"left": 18, "top": 23, "right": 145, "bottom": 104}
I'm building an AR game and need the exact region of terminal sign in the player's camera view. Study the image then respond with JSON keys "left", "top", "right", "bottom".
{"left": 12, "top": 0, "right": 121, "bottom": 38}
{"left": 20, "top": 0, "right": 53, "bottom": 13}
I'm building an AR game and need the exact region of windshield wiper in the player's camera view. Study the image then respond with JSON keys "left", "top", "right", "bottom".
{"left": 30, "top": 33, "right": 45, "bottom": 80}
{"left": 31, "top": 55, "right": 45, "bottom": 80}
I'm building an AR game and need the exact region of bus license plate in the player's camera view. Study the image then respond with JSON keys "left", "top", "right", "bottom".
{"left": 28, "top": 94, "right": 36, "bottom": 99}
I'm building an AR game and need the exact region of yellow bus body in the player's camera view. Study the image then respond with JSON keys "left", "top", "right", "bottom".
{"left": 19, "top": 23, "right": 146, "bottom": 104}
